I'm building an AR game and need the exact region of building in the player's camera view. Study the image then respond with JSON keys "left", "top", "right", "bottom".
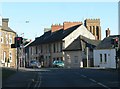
{"left": 19, "top": 38, "right": 32, "bottom": 67}
{"left": 63, "top": 35, "right": 100, "bottom": 68}
{"left": 27, "top": 21, "right": 96, "bottom": 68}
{"left": 94, "top": 34, "right": 120, "bottom": 68}
{"left": 0, "top": 18, "right": 17, "bottom": 68}
{"left": 84, "top": 19, "right": 101, "bottom": 40}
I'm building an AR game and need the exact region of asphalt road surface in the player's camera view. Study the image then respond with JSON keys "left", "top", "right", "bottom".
{"left": 27, "top": 68, "right": 119, "bottom": 89}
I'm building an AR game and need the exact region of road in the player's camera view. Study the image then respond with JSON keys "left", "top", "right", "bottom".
{"left": 27, "top": 68, "right": 119, "bottom": 88}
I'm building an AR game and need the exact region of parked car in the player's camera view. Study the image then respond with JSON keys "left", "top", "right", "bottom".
{"left": 53, "top": 60, "right": 64, "bottom": 68}
{"left": 29, "top": 60, "right": 41, "bottom": 68}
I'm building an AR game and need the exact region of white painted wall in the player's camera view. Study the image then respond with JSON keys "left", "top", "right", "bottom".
{"left": 63, "top": 25, "right": 95, "bottom": 48}
{"left": 94, "top": 49, "right": 116, "bottom": 68}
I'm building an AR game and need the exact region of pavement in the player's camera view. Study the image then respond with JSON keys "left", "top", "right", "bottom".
{"left": 2, "top": 67, "right": 37, "bottom": 88}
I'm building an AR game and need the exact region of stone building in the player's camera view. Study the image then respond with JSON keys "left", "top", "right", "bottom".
{"left": 84, "top": 19, "right": 101, "bottom": 40}
{"left": 0, "top": 18, "right": 17, "bottom": 68}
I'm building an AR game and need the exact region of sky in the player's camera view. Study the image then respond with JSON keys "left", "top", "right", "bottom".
{"left": 0, "top": 1, "right": 119, "bottom": 41}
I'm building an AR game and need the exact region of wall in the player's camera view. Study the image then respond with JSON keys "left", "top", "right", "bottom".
{"left": 93, "top": 49, "right": 116, "bottom": 68}
{"left": 64, "top": 51, "right": 83, "bottom": 68}
{"left": 0, "top": 29, "right": 16, "bottom": 67}
{"left": 63, "top": 25, "right": 95, "bottom": 48}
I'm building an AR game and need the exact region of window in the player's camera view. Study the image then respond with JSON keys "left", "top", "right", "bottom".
{"left": 104, "top": 54, "right": 107, "bottom": 63}
{"left": 6, "top": 34, "right": 8, "bottom": 44}
{"left": 57, "top": 43, "right": 59, "bottom": 52}
{"left": 60, "top": 42, "right": 62, "bottom": 52}
{"left": 36, "top": 46, "right": 37, "bottom": 54}
{"left": 53, "top": 43, "right": 56, "bottom": 53}
{"left": 3, "top": 51, "right": 6, "bottom": 62}
{"left": 31, "top": 47, "right": 32, "bottom": 55}
{"left": 93, "top": 26, "right": 95, "bottom": 35}
{"left": 90, "top": 26, "right": 92, "bottom": 32}
{"left": 100, "top": 54, "right": 102, "bottom": 63}
{"left": 96, "top": 26, "right": 99, "bottom": 36}
{"left": 1, "top": 37, "right": 3, "bottom": 43}
{"left": 9, "top": 34, "right": 12, "bottom": 44}
{"left": 48, "top": 44, "right": 51, "bottom": 52}
{"left": 41, "top": 45, "right": 43, "bottom": 53}
{"left": 9, "top": 51, "right": 12, "bottom": 62}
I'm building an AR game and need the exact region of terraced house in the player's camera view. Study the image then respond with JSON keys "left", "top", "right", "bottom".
{"left": 27, "top": 19, "right": 100, "bottom": 68}
{"left": 0, "top": 18, "right": 17, "bottom": 68}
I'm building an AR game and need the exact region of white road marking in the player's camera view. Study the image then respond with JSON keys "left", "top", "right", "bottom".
{"left": 97, "top": 82, "right": 111, "bottom": 89}
{"left": 89, "top": 78, "right": 97, "bottom": 83}
{"left": 80, "top": 74, "right": 111, "bottom": 89}
{"left": 81, "top": 75, "right": 87, "bottom": 78}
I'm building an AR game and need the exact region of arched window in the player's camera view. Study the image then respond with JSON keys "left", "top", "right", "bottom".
{"left": 96, "top": 26, "right": 99, "bottom": 39}
{"left": 90, "top": 26, "right": 92, "bottom": 32}
{"left": 96, "top": 26, "right": 99, "bottom": 36}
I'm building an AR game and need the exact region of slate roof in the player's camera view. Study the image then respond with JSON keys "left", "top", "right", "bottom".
{"left": 0, "top": 26, "right": 16, "bottom": 33}
{"left": 95, "top": 35, "right": 120, "bottom": 49}
{"left": 63, "top": 37, "right": 82, "bottom": 51}
{"left": 64, "top": 35, "right": 100, "bottom": 51}
{"left": 29, "top": 24, "right": 81, "bottom": 46}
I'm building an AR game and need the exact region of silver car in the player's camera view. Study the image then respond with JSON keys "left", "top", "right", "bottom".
{"left": 29, "top": 60, "right": 41, "bottom": 68}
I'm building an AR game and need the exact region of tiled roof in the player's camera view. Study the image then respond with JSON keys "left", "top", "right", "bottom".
{"left": 95, "top": 35, "right": 120, "bottom": 49}
{"left": 29, "top": 24, "right": 81, "bottom": 46}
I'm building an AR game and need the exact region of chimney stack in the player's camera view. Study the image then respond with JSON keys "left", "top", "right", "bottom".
{"left": 106, "top": 28, "right": 110, "bottom": 37}
{"left": 51, "top": 24, "right": 63, "bottom": 32}
{"left": 2, "top": 18, "right": 9, "bottom": 29}
{"left": 63, "top": 21, "right": 82, "bottom": 30}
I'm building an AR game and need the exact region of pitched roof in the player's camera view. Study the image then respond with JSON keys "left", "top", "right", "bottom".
{"left": 0, "top": 26, "right": 16, "bottom": 33}
{"left": 63, "top": 37, "right": 82, "bottom": 51}
{"left": 29, "top": 24, "right": 81, "bottom": 46}
{"left": 63, "top": 35, "right": 100, "bottom": 51}
{"left": 95, "top": 35, "right": 120, "bottom": 49}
